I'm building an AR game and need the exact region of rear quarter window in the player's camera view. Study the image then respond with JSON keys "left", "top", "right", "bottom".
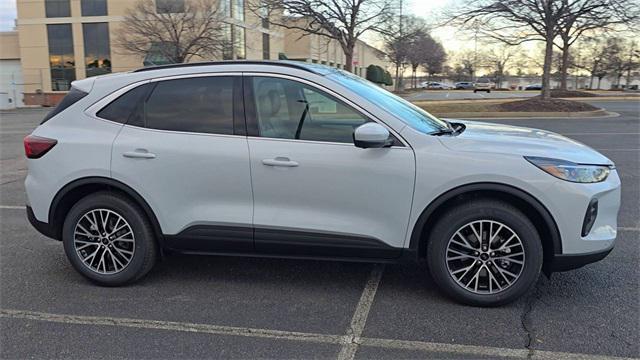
{"left": 97, "top": 83, "right": 153, "bottom": 125}
{"left": 41, "top": 87, "right": 88, "bottom": 124}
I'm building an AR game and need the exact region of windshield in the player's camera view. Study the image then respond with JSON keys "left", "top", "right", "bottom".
{"left": 326, "top": 70, "right": 449, "bottom": 134}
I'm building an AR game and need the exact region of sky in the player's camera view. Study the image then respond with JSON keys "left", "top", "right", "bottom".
{"left": 0, "top": 0, "right": 465, "bottom": 47}
{"left": 0, "top": 0, "right": 16, "bottom": 31}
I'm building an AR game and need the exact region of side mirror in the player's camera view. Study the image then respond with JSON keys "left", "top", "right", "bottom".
{"left": 353, "top": 122, "right": 393, "bottom": 149}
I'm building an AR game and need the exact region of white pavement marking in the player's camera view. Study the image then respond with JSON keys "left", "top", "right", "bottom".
{"left": 1, "top": 308, "right": 635, "bottom": 360}
{"left": 0, "top": 205, "right": 25, "bottom": 210}
{"left": 360, "top": 337, "right": 636, "bottom": 360}
{"left": 337, "top": 264, "right": 385, "bottom": 360}
{"left": 618, "top": 227, "right": 640, "bottom": 232}
{"left": 0, "top": 309, "right": 345, "bottom": 345}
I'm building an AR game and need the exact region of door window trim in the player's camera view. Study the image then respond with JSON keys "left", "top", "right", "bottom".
{"left": 242, "top": 72, "right": 409, "bottom": 148}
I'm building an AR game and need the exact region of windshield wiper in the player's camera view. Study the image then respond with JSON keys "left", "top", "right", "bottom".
{"left": 431, "top": 127, "right": 455, "bottom": 136}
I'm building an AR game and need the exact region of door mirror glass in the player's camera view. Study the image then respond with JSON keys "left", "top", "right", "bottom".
{"left": 353, "top": 123, "right": 392, "bottom": 148}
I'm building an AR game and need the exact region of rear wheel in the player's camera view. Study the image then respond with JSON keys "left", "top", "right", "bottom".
{"left": 62, "top": 192, "right": 157, "bottom": 286}
{"left": 427, "top": 199, "right": 542, "bottom": 306}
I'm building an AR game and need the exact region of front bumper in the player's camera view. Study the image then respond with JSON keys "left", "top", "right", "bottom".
{"left": 26, "top": 206, "right": 58, "bottom": 240}
{"left": 546, "top": 244, "right": 614, "bottom": 272}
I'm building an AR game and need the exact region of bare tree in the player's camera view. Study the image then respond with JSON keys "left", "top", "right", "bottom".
{"left": 574, "top": 37, "right": 607, "bottom": 89}
{"left": 485, "top": 44, "right": 514, "bottom": 88}
{"left": 554, "top": 0, "right": 639, "bottom": 90}
{"left": 449, "top": 0, "right": 570, "bottom": 99}
{"left": 384, "top": 15, "right": 427, "bottom": 90}
{"left": 420, "top": 35, "right": 447, "bottom": 81}
{"left": 255, "top": 0, "right": 393, "bottom": 72}
{"left": 115, "top": 0, "right": 228, "bottom": 64}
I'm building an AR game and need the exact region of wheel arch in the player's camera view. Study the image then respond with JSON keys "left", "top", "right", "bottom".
{"left": 48, "top": 177, "right": 164, "bottom": 247}
{"left": 409, "top": 182, "right": 562, "bottom": 264}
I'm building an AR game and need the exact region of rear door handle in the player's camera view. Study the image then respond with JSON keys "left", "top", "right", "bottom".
{"left": 262, "top": 157, "right": 299, "bottom": 167}
{"left": 123, "top": 149, "right": 156, "bottom": 159}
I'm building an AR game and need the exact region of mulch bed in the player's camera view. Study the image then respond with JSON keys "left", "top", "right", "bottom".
{"left": 550, "top": 89, "right": 598, "bottom": 98}
{"left": 497, "top": 98, "right": 599, "bottom": 112}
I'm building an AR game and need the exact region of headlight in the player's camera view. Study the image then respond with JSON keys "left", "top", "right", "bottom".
{"left": 525, "top": 156, "right": 612, "bottom": 183}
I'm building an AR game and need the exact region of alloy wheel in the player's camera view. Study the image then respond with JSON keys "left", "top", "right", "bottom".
{"left": 73, "top": 209, "right": 135, "bottom": 274}
{"left": 446, "top": 220, "right": 525, "bottom": 294}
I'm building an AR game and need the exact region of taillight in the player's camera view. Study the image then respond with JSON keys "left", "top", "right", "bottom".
{"left": 24, "top": 135, "right": 57, "bottom": 159}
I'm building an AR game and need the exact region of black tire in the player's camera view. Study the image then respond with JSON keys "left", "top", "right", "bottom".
{"left": 426, "top": 199, "right": 542, "bottom": 306}
{"left": 473, "top": 90, "right": 477, "bottom": 93}
{"left": 62, "top": 191, "right": 158, "bottom": 286}
{"left": 487, "top": 90, "right": 491, "bottom": 93}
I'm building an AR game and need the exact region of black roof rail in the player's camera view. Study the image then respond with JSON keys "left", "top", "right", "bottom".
{"left": 132, "top": 60, "right": 317, "bottom": 74}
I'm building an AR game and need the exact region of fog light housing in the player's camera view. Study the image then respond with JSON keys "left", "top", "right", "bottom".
{"left": 581, "top": 199, "right": 598, "bottom": 237}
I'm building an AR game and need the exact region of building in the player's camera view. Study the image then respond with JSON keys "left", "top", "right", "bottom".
{"left": 0, "top": 31, "right": 24, "bottom": 109}
{"left": 12, "top": 0, "right": 391, "bottom": 106}
{"left": 283, "top": 18, "right": 390, "bottom": 78}
{"left": 15, "top": 0, "right": 285, "bottom": 105}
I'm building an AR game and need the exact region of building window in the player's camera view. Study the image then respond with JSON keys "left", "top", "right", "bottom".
{"left": 262, "top": 33, "right": 270, "bottom": 60}
{"left": 222, "top": 24, "right": 232, "bottom": 60}
{"left": 47, "top": 24, "right": 75, "bottom": 91}
{"left": 233, "top": 0, "right": 244, "bottom": 21}
{"left": 83, "top": 23, "right": 111, "bottom": 77}
{"left": 156, "top": 0, "right": 184, "bottom": 13}
{"left": 45, "top": 0, "right": 71, "bottom": 17}
{"left": 222, "top": 24, "right": 245, "bottom": 60}
{"left": 81, "top": 0, "right": 108, "bottom": 16}
{"left": 235, "top": 26, "right": 245, "bottom": 59}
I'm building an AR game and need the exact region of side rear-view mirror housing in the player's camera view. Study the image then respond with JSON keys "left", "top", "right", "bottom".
{"left": 353, "top": 123, "right": 393, "bottom": 148}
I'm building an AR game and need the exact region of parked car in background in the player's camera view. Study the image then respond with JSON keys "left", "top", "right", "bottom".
{"left": 525, "top": 84, "right": 543, "bottom": 90}
{"left": 24, "top": 61, "right": 620, "bottom": 307}
{"left": 474, "top": 80, "right": 494, "bottom": 93}
{"left": 454, "top": 82, "right": 475, "bottom": 90}
{"left": 419, "top": 81, "right": 451, "bottom": 90}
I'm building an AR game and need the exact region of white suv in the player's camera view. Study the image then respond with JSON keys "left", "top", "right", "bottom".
{"left": 24, "top": 61, "right": 620, "bottom": 306}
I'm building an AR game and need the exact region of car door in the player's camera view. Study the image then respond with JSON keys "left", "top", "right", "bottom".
{"left": 244, "top": 74, "right": 416, "bottom": 258}
{"left": 108, "top": 74, "right": 254, "bottom": 252}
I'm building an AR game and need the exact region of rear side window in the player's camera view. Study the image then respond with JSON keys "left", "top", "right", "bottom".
{"left": 145, "top": 76, "right": 234, "bottom": 135}
{"left": 41, "top": 87, "right": 88, "bottom": 124}
{"left": 97, "top": 83, "right": 153, "bottom": 125}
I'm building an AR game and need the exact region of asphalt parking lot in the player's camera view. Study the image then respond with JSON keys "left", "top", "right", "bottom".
{"left": 1, "top": 100, "right": 638, "bottom": 359}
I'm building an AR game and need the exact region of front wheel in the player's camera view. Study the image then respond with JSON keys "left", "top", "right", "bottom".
{"left": 62, "top": 192, "right": 158, "bottom": 286}
{"left": 427, "top": 200, "right": 542, "bottom": 306}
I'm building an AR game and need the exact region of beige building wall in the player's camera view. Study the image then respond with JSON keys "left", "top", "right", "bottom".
{"left": 16, "top": 0, "right": 284, "bottom": 104}
{"left": 283, "top": 18, "right": 391, "bottom": 77}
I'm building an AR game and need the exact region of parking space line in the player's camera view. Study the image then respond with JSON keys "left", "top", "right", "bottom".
{"left": 0, "top": 205, "right": 25, "bottom": 210}
{"left": 2, "top": 308, "right": 634, "bottom": 360}
{"left": 337, "top": 264, "right": 385, "bottom": 360}
{"left": 618, "top": 227, "right": 640, "bottom": 232}
{"left": 360, "top": 337, "right": 634, "bottom": 360}
{"left": 0, "top": 309, "right": 345, "bottom": 345}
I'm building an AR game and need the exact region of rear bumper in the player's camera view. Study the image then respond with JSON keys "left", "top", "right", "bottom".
{"left": 546, "top": 245, "right": 614, "bottom": 272}
{"left": 26, "top": 206, "right": 58, "bottom": 240}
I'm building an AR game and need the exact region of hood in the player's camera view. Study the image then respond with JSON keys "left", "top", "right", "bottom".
{"left": 440, "top": 120, "right": 613, "bottom": 165}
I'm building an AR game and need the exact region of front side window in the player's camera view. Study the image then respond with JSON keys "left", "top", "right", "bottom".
{"left": 81, "top": 0, "right": 107, "bottom": 16}
{"left": 45, "top": 0, "right": 70, "bottom": 17}
{"left": 250, "top": 77, "right": 369, "bottom": 143}
{"left": 145, "top": 77, "right": 235, "bottom": 134}
{"left": 47, "top": 24, "right": 75, "bottom": 91}
{"left": 83, "top": 23, "right": 111, "bottom": 77}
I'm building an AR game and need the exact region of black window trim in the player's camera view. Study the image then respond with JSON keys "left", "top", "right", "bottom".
{"left": 242, "top": 72, "right": 408, "bottom": 147}
{"left": 91, "top": 73, "right": 246, "bottom": 137}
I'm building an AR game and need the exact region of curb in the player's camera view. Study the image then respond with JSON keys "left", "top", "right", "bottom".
{"left": 436, "top": 110, "right": 620, "bottom": 120}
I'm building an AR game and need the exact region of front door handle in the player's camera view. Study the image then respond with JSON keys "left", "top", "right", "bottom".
{"left": 262, "top": 157, "right": 299, "bottom": 167}
{"left": 123, "top": 149, "right": 156, "bottom": 159}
